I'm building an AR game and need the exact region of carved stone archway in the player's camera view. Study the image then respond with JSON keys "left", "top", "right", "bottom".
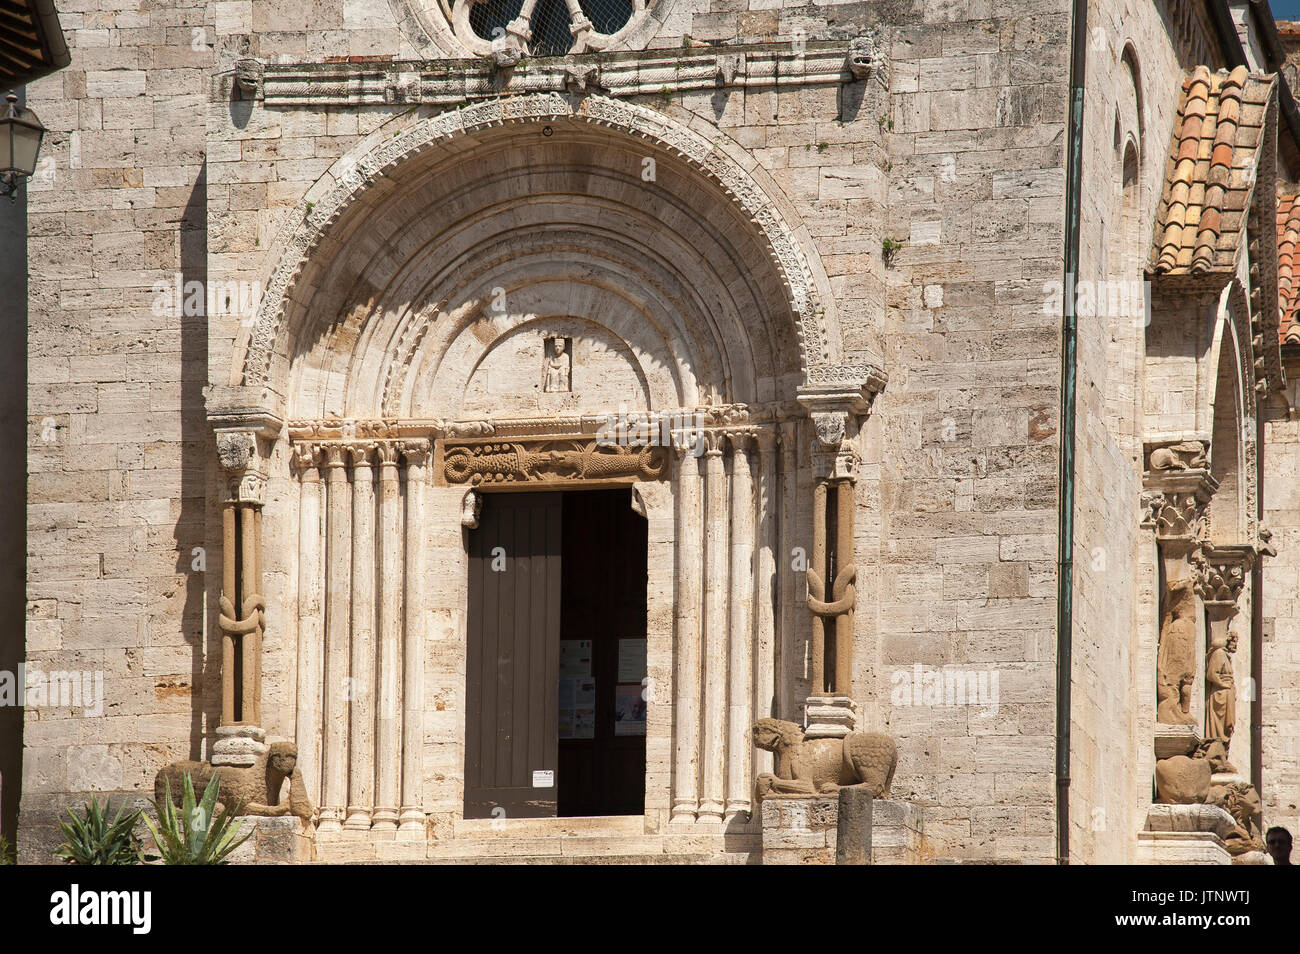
{"left": 207, "top": 93, "right": 885, "bottom": 843}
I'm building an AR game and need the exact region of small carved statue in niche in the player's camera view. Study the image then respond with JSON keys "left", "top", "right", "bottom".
{"left": 1156, "top": 577, "right": 1199, "bottom": 723}
{"left": 1205, "top": 632, "right": 1236, "bottom": 745}
{"left": 543, "top": 336, "right": 571, "bottom": 392}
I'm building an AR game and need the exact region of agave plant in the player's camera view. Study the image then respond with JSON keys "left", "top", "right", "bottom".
{"left": 54, "top": 798, "right": 152, "bottom": 865}
{"left": 145, "top": 771, "right": 251, "bottom": 865}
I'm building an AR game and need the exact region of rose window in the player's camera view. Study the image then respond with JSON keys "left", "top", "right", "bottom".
{"left": 445, "top": 0, "right": 647, "bottom": 57}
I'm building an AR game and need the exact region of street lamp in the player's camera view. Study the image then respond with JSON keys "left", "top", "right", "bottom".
{"left": 0, "top": 93, "right": 47, "bottom": 200}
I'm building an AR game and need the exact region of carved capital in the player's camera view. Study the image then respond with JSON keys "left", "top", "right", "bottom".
{"left": 399, "top": 439, "right": 431, "bottom": 468}
{"left": 348, "top": 441, "right": 378, "bottom": 468}
{"left": 215, "top": 426, "right": 272, "bottom": 505}
{"left": 1197, "top": 545, "right": 1255, "bottom": 620}
{"left": 291, "top": 441, "right": 320, "bottom": 477}
{"left": 375, "top": 441, "right": 401, "bottom": 468}
{"left": 322, "top": 443, "right": 350, "bottom": 471}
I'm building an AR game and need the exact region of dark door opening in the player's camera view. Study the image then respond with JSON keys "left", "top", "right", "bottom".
{"left": 558, "top": 489, "right": 647, "bottom": 817}
{"left": 464, "top": 488, "right": 647, "bottom": 820}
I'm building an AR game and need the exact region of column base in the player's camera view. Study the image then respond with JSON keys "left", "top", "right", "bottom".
{"left": 316, "top": 809, "right": 342, "bottom": 834}
{"left": 343, "top": 808, "right": 372, "bottom": 830}
{"left": 804, "top": 696, "right": 856, "bottom": 738}
{"left": 396, "top": 809, "right": 425, "bottom": 838}
{"left": 211, "top": 725, "right": 266, "bottom": 766}
{"left": 371, "top": 808, "right": 399, "bottom": 831}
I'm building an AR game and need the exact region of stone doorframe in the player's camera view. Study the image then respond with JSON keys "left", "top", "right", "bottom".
{"left": 204, "top": 93, "right": 889, "bottom": 838}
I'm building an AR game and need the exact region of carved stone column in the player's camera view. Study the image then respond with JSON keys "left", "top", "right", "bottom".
{"left": 1198, "top": 545, "right": 1253, "bottom": 758}
{"left": 293, "top": 443, "right": 323, "bottom": 805}
{"left": 802, "top": 408, "right": 859, "bottom": 738}
{"left": 699, "top": 432, "right": 728, "bottom": 821}
{"left": 726, "top": 433, "right": 755, "bottom": 821}
{"left": 374, "top": 442, "right": 402, "bottom": 831}
{"left": 777, "top": 419, "right": 799, "bottom": 722}
{"left": 670, "top": 443, "right": 703, "bottom": 823}
{"left": 346, "top": 442, "right": 377, "bottom": 830}
{"left": 212, "top": 424, "right": 274, "bottom": 766}
{"left": 754, "top": 429, "right": 778, "bottom": 778}
{"left": 320, "top": 443, "right": 351, "bottom": 833}
{"left": 398, "top": 439, "right": 430, "bottom": 834}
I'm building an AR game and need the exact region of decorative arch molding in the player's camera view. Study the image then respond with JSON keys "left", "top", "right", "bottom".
{"left": 235, "top": 92, "right": 870, "bottom": 406}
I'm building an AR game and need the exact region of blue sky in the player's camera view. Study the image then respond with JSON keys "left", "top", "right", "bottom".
{"left": 1273, "top": 0, "right": 1300, "bottom": 20}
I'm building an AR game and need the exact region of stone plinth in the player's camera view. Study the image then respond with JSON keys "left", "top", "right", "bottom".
{"left": 1154, "top": 724, "right": 1201, "bottom": 760}
{"left": 1136, "top": 805, "right": 1235, "bottom": 865}
{"left": 760, "top": 795, "right": 923, "bottom": 864}
{"left": 225, "top": 816, "right": 314, "bottom": 865}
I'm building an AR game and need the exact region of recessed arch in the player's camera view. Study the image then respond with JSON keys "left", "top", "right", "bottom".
{"left": 236, "top": 93, "right": 866, "bottom": 416}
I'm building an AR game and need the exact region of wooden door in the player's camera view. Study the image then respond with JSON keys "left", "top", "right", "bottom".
{"left": 464, "top": 492, "right": 562, "bottom": 819}
{"left": 557, "top": 489, "right": 648, "bottom": 816}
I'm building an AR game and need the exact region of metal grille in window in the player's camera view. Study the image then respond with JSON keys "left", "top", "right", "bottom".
{"left": 456, "top": 0, "right": 638, "bottom": 57}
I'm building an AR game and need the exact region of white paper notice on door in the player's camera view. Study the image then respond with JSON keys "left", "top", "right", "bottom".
{"left": 532, "top": 770, "right": 554, "bottom": 788}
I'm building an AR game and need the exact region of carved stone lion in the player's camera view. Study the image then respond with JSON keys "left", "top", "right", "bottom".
{"left": 751, "top": 718, "right": 896, "bottom": 801}
{"left": 155, "top": 741, "right": 314, "bottom": 823}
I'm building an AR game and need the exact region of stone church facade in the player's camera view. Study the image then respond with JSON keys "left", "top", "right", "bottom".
{"left": 13, "top": 0, "right": 1300, "bottom": 863}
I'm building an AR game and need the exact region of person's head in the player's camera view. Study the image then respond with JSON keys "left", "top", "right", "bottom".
{"left": 552, "top": 337, "right": 565, "bottom": 356}
{"left": 1266, "top": 826, "right": 1292, "bottom": 865}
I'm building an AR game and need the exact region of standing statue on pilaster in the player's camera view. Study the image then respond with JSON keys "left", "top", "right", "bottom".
{"left": 1205, "top": 632, "right": 1236, "bottom": 745}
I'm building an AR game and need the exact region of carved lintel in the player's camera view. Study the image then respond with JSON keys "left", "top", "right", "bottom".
{"left": 441, "top": 437, "right": 668, "bottom": 486}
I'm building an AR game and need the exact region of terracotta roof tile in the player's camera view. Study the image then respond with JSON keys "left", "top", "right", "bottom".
{"left": 1154, "top": 66, "right": 1275, "bottom": 277}
{"left": 1278, "top": 192, "right": 1300, "bottom": 343}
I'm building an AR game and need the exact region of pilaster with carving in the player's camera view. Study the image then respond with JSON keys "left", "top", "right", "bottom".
{"left": 211, "top": 413, "right": 280, "bottom": 766}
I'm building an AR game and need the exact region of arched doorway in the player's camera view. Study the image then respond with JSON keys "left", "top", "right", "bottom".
{"left": 208, "top": 95, "right": 884, "bottom": 847}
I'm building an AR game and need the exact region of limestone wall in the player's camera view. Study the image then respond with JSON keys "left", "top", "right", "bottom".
{"left": 1261, "top": 372, "right": 1300, "bottom": 846}
{"left": 16, "top": 0, "right": 1228, "bottom": 865}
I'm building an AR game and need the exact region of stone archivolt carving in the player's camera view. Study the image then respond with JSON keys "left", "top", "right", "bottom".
{"left": 240, "top": 94, "right": 845, "bottom": 397}
{"left": 442, "top": 438, "right": 668, "bottom": 486}
{"left": 751, "top": 718, "right": 896, "bottom": 801}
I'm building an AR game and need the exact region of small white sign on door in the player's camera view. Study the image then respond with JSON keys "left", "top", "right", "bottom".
{"left": 532, "top": 770, "right": 554, "bottom": 788}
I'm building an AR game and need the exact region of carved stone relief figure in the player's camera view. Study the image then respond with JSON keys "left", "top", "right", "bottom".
{"left": 750, "top": 718, "right": 896, "bottom": 801}
{"left": 543, "top": 336, "right": 571, "bottom": 392}
{"left": 1156, "top": 578, "right": 1199, "bottom": 723}
{"left": 1205, "top": 632, "right": 1236, "bottom": 745}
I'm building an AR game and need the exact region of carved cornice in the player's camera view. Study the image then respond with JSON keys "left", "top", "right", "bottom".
{"left": 258, "top": 42, "right": 868, "bottom": 109}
